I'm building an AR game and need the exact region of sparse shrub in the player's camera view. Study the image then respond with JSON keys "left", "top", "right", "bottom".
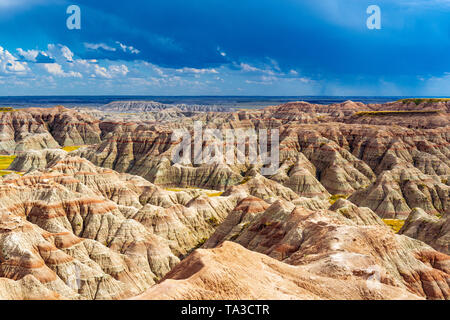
{"left": 329, "top": 194, "right": 348, "bottom": 205}
{"left": 207, "top": 216, "right": 219, "bottom": 226}
{"left": 382, "top": 219, "right": 405, "bottom": 233}
{"left": 353, "top": 110, "right": 440, "bottom": 117}
{"left": 62, "top": 146, "right": 83, "bottom": 152}
{"left": 239, "top": 176, "right": 251, "bottom": 185}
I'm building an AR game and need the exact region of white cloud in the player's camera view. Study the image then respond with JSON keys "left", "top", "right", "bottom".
{"left": 116, "top": 42, "right": 140, "bottom": 54}
{"left": 240, "top": 63, "right": 259, "bottom": 72}
{"left": 84, "top": 43, "right": 117, "bottom": 52}
{"left": 217, "top": 47, "right": 227, "bottom": 57}
{"left": 43, "top": 63, "right": 82, "bottom": 78}
{"left": 109, "top": 64, "right": 129, "bottom": 76}
{"left": 16, "top": 48, "right": 39, "bottom": 62}
{"left": 0, "top": 43, "right": 318, "bottom": 95}
{"left": 94, "top": 64, "right": 129, "bottom": 79}
{"left": 60, "top": 46, "right": 74, "bottom": 62}
{"left": 0, "top": 47, "right": 28, "bottom": 74}
{"left": 94, "top": 65, "right": 110, "bottom": 78}
{"left": 47, "top": 44, "right": 75, "bottom": 62}
{"left": 176, "top": 67, "right": 218, "bottom": 74}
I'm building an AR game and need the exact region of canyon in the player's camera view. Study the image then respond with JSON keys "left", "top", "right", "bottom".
{"left": 0, "top": 98, "right": 449, "bottom": 300}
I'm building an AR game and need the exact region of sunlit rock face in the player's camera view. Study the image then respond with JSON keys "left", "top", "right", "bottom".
{"left": 0, "top": 107, "right": 101, "bottom": 154}
{"left": 0, "top": 100, "right": 449, "bottom": 300}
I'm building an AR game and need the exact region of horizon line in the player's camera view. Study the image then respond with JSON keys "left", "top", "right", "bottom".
{"left": 0, "top": 95, "right": 448, "bottom": 98}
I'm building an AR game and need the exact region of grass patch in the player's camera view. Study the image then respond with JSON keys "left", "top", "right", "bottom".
{"left": 164, "top": 187, "right": 223, "bottom": 198}
{"left": 164, "top": 187, "right": 186, "bottom": 192}
{"left": 62, "top": 146, "right": 83, "bottom": 152}
{"left": 0, "top": 155, "right": 25, "bottom": 177}
{"left": 382, "top": 219, "right": 405, "bottom": 233}
{"left": 353, "top": 110, "right": 440, "bottom": 117}
{"left": 0, "top": 155, "right": 16, "bottom": 170}
{"left": 329, "top": 194, "right": 348, "bottom": 205}
{"left": 0, "top": 107, "right": 14, "bottom": 112}
{"left": 206, "top": 191, "right": 223, "bottom": 197}
{"left": 196, "top": 237, "right": 208, "bottom": 248}
{"left": 0, "top": 170, "right": 23, "bottom": 177}
{"left": 206, "top": 216, "right": 219, "bottom": 227}
{"left": 399, "top": 98, "right": 450, "bottom": 105}
{"left": 239, "top": 176, "right": 251, "bottom": 185}
{"left": 0, "top": 170, "right": 13, "bottom": 176}
{"left": 164, "top": 186, "right": 203, "bottom": 192}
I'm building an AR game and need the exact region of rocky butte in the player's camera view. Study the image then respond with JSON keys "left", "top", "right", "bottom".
{"left": 0, "top": 98, "right": 449, "bottom": 300}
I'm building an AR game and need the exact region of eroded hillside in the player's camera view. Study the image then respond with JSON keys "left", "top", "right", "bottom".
{"left": 0, "top": 99, "right": 449, "bottom": 300}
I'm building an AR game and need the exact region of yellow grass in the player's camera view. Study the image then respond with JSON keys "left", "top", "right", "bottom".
{"left": 0, "top": 107, "right": 14, "bottom": 112}
{"left": 239, "top": 176, "right": 251, "bottom": 185}
{"left": 0, "top": 155, "right": 16, "bottom": 170}
{"left": 0, "top": 170, "right": 11, "bottom": 176}
{"left": 206, "top": 192, "right": 223, "bottom": 197}
{"left": 399, "top": 98, "right": 450, "bottom": 105}
{"left": 353, "top": 110, "right": 440, "bottom": 117}
{"left": 382, "top": 219, "right": 405, "bottom": 233}
{"left": 0, "top": 170, "right": 23, "bottom": 177}
{"left": 164, "top": 187, "right": 199, "bottom": 192}
{"left": 62, "top": 146, "right": 83, "bottom": 152}
{"left": 0, "top": 155, "right": 25, "bottom": 177}
{"left": 329, "top": 194, "right": 348, "bottom": 205}
{"left": 164, "top": 187, "right": 223, "bottom": 197}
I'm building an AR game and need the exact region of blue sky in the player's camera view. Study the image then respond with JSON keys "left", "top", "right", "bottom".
{"left": 0, "top": 0, "right": 449, "bottom": 96}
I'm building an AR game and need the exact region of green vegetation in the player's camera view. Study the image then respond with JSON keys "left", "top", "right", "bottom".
{"left": 165, "top": 187, "right": 186, "bottom": 192}
{"left": 207, "top": 216, "right": 219, "bottom": 226}
{"left": 382, "top": 219, "right": 405, "bottom": 233}
{"left": 329, "top": 194, "right": 348, "bottom": 205}
{"left": 196, "top": 237, "right": 208, "bottom": 247}
{"left": 239, "top": 176, "right": 251, "bottom": 185}
{"left": 241, "top": 222, "right": 250, "bottom": 229}
{"left": 0, "top": 107, "right": 14, "bottom": 112}
{"left": 62, "top": 145, "right": 83, "bottom": 152}
{"left": 229, "top": 233, "right": 240, "bottom": 241}
{"left": 206, "top": 191, "right": 223, "bottom": 197}
{"left": 399, "top": 98, "right": 450, "bottom": 105}
{"left": 0, "top": 155, "right": 24, "bottom": 177}
{"left": 164, "top": 186, "right": 203, "bottom": 192}
{"left": 353, "top": 110, "right": 440, "bottom": 117}
{"left": 0, "top": 170, "right": 19, "bottom": 177}
{"left": 0, "top": 155, "right": 16, "bottom": 169}
{"left": 263, "top": 221, "right": 274, "bottom": 227}
{"left": 164, "top": 187, "right": 223, "bottom": 197}
{"left": 417, "top": 183, "right": 427, "bottom": 190}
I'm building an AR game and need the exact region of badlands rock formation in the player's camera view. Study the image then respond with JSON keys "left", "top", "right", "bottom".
{"left": 0, "top": 99, "right": 449, "bottom": 300}
{"left": 0, "top": 106, "right": 101, "bottom": 154}
{"left": 100, "top": 101, "right": 229, "bottom": 112}
{"left": 400, "top": 208, "right": 450, "bottom": 255}
{"left": 201, "top": 198, "right": 450, "bottom": 300}
{"left": 135, "top": 241, "right": 422, "bottom": 300}
{"left": 9, "top": 149, "right": 68, "bottom": 172}
{"left": 0, "top": 154, "right": 242, "bottom": 299}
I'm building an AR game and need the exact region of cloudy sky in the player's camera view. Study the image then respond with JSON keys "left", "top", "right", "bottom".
{"left": 0, "top": 0, "right": 449, "bottom": 96}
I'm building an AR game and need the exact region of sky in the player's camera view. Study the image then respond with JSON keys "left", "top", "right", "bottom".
{"left": 0, "top": 0, "right": 449, "bottom": 96}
